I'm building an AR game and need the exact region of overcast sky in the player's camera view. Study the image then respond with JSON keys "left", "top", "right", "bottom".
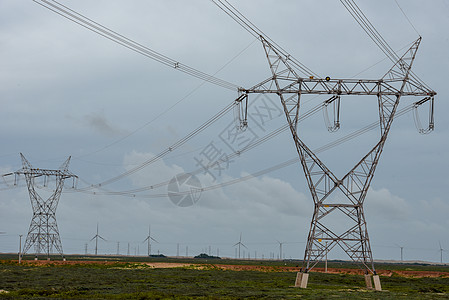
{"left": 1, "top": 0, "right": 448, "bottom": 263}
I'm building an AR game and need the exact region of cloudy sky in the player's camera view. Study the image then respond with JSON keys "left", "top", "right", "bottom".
{"left": 1, "top": 0, "right": 448, "bottom": 263}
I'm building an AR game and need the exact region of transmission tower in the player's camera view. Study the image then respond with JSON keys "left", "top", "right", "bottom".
{"left": 207, "top": 1, "right": 436, "bottom": 290}
{"left": 236, "top": 37, "right": 435, "bottom": 290}
{"left": 15, "top": 153, "right": 77, "bottom": 259}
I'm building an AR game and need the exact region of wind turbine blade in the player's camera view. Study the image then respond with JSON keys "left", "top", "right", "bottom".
{"left": 143, "top": 237, "right": 149, "bottom": 243}
{"left": 90, "top": 236, "right": 96, "bottom": 241}
{"left": 233, "top": 242, "right": 239, "bottom": 247}
{"left": 99, "top": 236, "right": 107, "bottom": 241}
{"left": 150, "top": 237, "right": 158, "bottom": 243}
{"left": 242, "top": 243, "right": 248, "bottom": 249}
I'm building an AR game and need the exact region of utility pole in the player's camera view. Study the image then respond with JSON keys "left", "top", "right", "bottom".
{"left": 84, "top": 243, "right": 88, "bottom": 255}
{"left": 18, "top": 235, "right": 23, "bottom": 264}
{"left": 15, "top": 154, "right": 77, "bottom": 259}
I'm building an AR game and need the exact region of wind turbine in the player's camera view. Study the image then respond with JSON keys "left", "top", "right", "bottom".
{"left": 439, "top": 241, "right": 445, "bottom": 264}
{"left": 276, "top": 240, "right": 285, "bottom": 260}
{"left": 143, "top": 225, "right": 158, "bottom": 256}
{"left": 233, "top": 233, "right": 247, "bottom": 259}
{"left": 90, "top": 223, "right": 106, "bottom": 255}
{"left": 395, "top": 244, "right": 404, "bottom": 262}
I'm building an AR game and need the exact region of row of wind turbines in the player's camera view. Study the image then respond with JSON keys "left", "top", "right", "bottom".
{"left": 90, "top": 224, "right": 157, "bottom": 256}
{"left": 89, "top": 226, "right": 286, "bottom": 259}
{"left": 87, "top": 226, "right": 447, "bottom": 263}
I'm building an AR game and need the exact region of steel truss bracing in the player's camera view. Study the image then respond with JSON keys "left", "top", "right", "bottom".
{"left": 15, "top": 153, "right": 77, "bottom": 258}
{"left": 236, "top": 36, "right": 436, "bottom": 289}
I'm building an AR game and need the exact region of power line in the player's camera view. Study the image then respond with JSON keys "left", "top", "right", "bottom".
{"left": 209, "top": 0, "right": 318, "bottom": 78}
{"left": 62, "top": 101, "right": 418, "bottom": 199}
{"left": 394, "top": 0, "right": 421, "bottom": 36}
{"left": 340, "top": 0, "right": 430, "bottom": 91}
{"left": 77, "top": 99, "right": 239, "bottom": 189}
{"left": 73, "top": 38, "right": 259, "bottom": 160}
{"left": 33, "top": 0, "right": 239, "bottom": 91}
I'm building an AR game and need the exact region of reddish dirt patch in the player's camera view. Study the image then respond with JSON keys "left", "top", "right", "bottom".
{"left": 7, "top": 260, "right": 449, "bottom": 278}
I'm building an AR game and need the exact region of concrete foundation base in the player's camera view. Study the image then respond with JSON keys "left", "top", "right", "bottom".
{"left": 294, "top": 272, "right": 309, "bottom": 288}
{"left": 373, "top": 275, "right": 382, "bottom": 291}
{"left": 364, "top": 274, "right": 382, "bottom": 291}
{"left": 364, "top": 274, "right": 373, "bottom": 289}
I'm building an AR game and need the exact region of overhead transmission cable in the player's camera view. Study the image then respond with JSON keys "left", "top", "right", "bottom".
{"left": 74, "top": 37, "right": 259, "bottom": 160}
{"left": 67, "top": 99, "right": 326, "bottom": 195}
{"left": 339, "top": 0, "right": 431, "bottom": 90}
{"left": 340, "top": 0, "right": 399, "bottom": 63}
{"left": 78, "top": 100, "right": 240, "bottom": 189}
{"left": 33, "top": 0, "right": 239, "bottom": 91}
{"left": 72, "top": 91, "right": 323, "bottom": 192}
{"left": 63, "top": 101, "right": 419, "bottom": 199}
{"left": 66, "top": 100, "right": 418, "bottom": 199}
{"left": 209, "top": 0, "right": 319, "bottom": 78}
{"left": 394, "top": 0, "right": 421, "bottom": 36}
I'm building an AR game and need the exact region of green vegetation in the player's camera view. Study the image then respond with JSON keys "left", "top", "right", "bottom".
{"left": 0, "top": 255, "right": 448, "bottom": 299}
{"left": 194, "top": 253, "right": 221, "bottom": 259}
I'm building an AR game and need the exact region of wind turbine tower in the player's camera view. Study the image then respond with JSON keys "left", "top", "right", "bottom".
{"left": 90, "top": 223, "right": 106, "bottom": 255}
{"left": 143, "top": 225, "right": 158, "bottom": 256}
{"left": 277, "top": 240, "right": 285, "bottom": 261}
{"left": 233, "top": 233, "right": 247, "bottom": 259}
{"left": 395, "top": 244, "right": 404, "bottom": 262}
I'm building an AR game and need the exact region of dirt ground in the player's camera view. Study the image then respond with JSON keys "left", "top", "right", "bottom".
{"left": 11, "top": 260, "right": 449, "bottom": 278}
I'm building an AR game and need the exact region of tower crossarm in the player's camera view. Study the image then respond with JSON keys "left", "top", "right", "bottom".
{"left": 241, "top": 77, "right": 435, "bottom": 97}
{"left": 15, "top": 168, "right": 76, "bottom": 179}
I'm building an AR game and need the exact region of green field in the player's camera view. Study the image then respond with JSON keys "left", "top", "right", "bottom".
{"left": 0, "top": 255, "right": 448, "bottom": 299}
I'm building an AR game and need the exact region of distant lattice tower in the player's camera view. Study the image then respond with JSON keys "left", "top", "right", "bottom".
{"left": 15, "top": 153, "right": 77, "bottom": 259}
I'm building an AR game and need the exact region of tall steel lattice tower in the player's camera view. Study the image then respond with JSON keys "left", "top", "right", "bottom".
{"left": 15, "top": 153, "right": 77, "bottom": 259}
{"left": 237, "top": 37, "right": 435, "bottom": 290}
{"left": 209, "top": 1, "right": 435, "bottom": 290}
